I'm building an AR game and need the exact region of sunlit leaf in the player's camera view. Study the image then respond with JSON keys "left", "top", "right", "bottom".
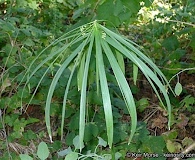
{"left": 115, "top": 152, "right": 122, "bottom": 160}
{"left": 22, "top": 20, "right": 172, "bottom": 150}
{"left": 19, "top": 154, "right": 33, "bottom": 160}
{"left": 79, "top": 33, "right": 94, "bottom": 151}
{"left": 65, "top": 152, "right": 78, "bottom": 160}
{"left": 101, "top": 38, "right": 137, "bottom": 144}
{"left": 98, "top": 137, "right": 107, "bottom": 147}
{"left": 166, "top": 140, "right": 176, "bottom": 153}
{"left": 133, "top": 63, "right": 138, "bottom": 85}
{"left": 95, "top": 27, "right": 113, "bottom": 147}
{"left": 174, "top": 82, "right": 182, "bottom": 96}
{"left": 77, "top": 51, "right": 86, "bottom": 91}
{"left": 57, "top": 147, "right": 72, "bottom": 157}
{"left": 116, "top": 50, "right": 125, "bottom": 74}
{"left": 28, "top": 1, "right": 39, "bottom": 10}
{"left": 73, "top": 135, "right": 84, "bottom": 150}
{"left": 37, "top": 142, "right": 49, "bottom": 160}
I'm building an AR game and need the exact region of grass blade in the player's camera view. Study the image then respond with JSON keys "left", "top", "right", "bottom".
{"left": 100, "top": 24, "right": 173, "bottom": 90}
{"left": 21, "top": 33, "right": 90, "bottom": 109}
{"left": 60, "top": 61, "right": 77, "bottom": 140}
{"left": 79, "top": 33, "right": 94, "bottom": 151}
{"left": 133, "top": 63, "right": 138, "bottom": 85}
{"left": 115, "top": 50, "right": 125, "bottom": 75}
{"left": 101, "top": 39, "right": 137, "bottom": 144}
{"left": 105, "top": 36, "right": 172, "bottom": 129}
{"left": 95, "top": 27, "right": 113, "bottom": 148}
{"left": 77, "top": 51, "right": 86, "bottom": 91}
{"left": 45, "top": 41, "right": 89, "bottom": 142}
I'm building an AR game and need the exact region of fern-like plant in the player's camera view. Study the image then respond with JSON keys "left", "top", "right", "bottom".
{"left": 21, "top": 20, "right": 172, "bottom": 151}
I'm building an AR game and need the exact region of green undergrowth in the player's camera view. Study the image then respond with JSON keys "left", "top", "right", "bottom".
{"left": 0, "top": 0, "right": 195, "bottom": 160}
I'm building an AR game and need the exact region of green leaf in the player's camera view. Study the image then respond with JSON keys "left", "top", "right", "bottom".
{"left": 46, "top": 41, "right": 87, "bottom": 142}
{"left": 122, "top": 0, "right": 141, "bottom": 13}
{"left": 73, "top": 135, "right": 84, "bottom": 150}
{"left": 174, "top": 82, "right": 182, "bottom": 96}
{"left": 65, "top": 152, "right": 78, "bottom": 160}
{"left": 84, "top": 123, "right": 99, "bottom": 142}
{"left": 72, "top": 8, "right": 85, "bottom": 20}
{"left": 37, "top": 142, "right": 49, "bottom": 160}
{"left": 133, "top": 63, "right": 138, "bottom": 85}
{"left": 28, "top": 1, "right": 39, "bottom": 10}
{"left": 97, "top": 0, "right": 115, "bottom": 19}
{"left": 115, "top": 50, "right": 125, "bottom": 74}
{"left": 115, "top": 152, "right": 122, "bottom": 160}
{"left": 23, "top": 130, "right": 37, "bottom": 140}
{"left": 166, "top": 140, "right": 176, "bottom": 153}
{"left": 162, "top": 36, "right": 179, "bottom": 51}
{"left": 96, "top": 0, "right": 121, "bottom": 26}
{"left": 103, "top": 154, "right": 112, "bottom": 160}
{"left": 19, "top": 154, "right": 33, "bottom": 160}
{"left": 57, "top": 147, "right": 72, "bottom": 157}
{"left": 137, "top": 98, "right": 149, "bottom": 112}
{"left": 182, "top": 137, "right": 194, "bottom": 147}
{"left": 21, "top": 31, "right": 89, "bottom": 114}
{"left": 22, "top": 21, "right": 172, "bottom": 150}
{"left": 77, "top": 51, "right": 86, "bottom": 91}
{"left": 98, "top": 137, "right": 107, "bottom": 147}
{"left": 162, "top": 130, "right": 178, "bottom": 141}
{"left": 26, "top": 118, "right": 40, "bottom": 124}
{"left": 61, "top": 58, "right": 78, "bottom": 139}
{"left": 79, "top": 33, "right": 94, "bottom": 151}
{"left": 142, "top": 136, "right": 165, "bottom": 153}
{"left": 100, "top": 25, "right": 171, "bottom": 129}
{"left": 65, "top": 132, "right": 76, "bottom": 146}
{"left": 100, "top": 35, "right": 137, "bottom": 144}
{"left": 23, "top": 38, "right": 35, "bottom": 47}
{"left": 57, "top": 0, "right": 63, "bottom": 3}
{"left": 113, "top": 0, "right": 124, "bottom": 16}
{"left": 95, "top": 27, "right": 113, "bottom": 148}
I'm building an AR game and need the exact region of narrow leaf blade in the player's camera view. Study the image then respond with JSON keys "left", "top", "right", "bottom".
{"left": 79, "top": 33, "right": 94, "bottom": 151}
{"left": 133, "top": 63, "right": 138, "bottom": 85}
{"left": 95, "top": 27, "right": 113, "bottom": 148}
{"left": 101, "top": 39, "right": 137, "bottom": 144}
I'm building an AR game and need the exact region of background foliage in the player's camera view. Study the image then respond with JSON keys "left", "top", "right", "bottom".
{"left": 0, "top": 0, "right": 195, "bottom": 159}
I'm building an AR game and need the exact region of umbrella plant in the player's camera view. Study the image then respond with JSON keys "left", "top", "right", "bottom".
{"left": 21, "top": 20, "right": 172, "bottom": 151}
